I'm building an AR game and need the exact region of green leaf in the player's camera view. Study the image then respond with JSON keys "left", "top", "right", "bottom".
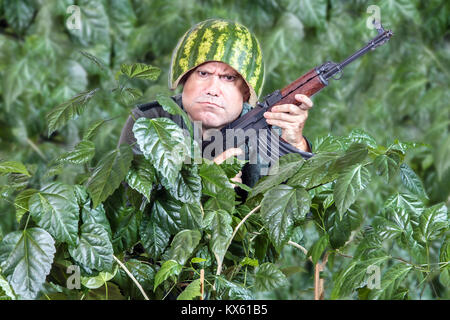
{"left": 368, "top": 264, "right": 413, "bottom": 300}
{"left": 199, "top": 162, "right": 235, "bottom": 197}
{"left": 150, "top": 191, "right": 183, "bottom": 235}
{"left": 67, "top": 0, "right": 110, "bottom": 47}
{"left": 177, "top": 279, "right": 202, "bottom": 300}
{"left": 167, "top": 230, "right": 201, "bottom": 265}
{"left": 154, "top": 260, "right": 182, "bottom": 291}
{"left": 0, "top": 161, "right": 31, "bottom": 176}
{"left": 133, "top": 117, "right": 188, "bottom": 183}
{"left": 373, "top": 154, "right": 400, "bottom": 182}
{"left": 334, "top": 164, "right": 371, "bottom": 219}
{"left": 326, "top": 206, "right": 363, "bottom": 249}
{"left": 418, "top": 203, "right": 448, "bottom": 243}
{"left": 399, "top": 163, "right": 428, "bottom": 199}
{"left": 4, "top": 0, "right": 35, "bottom": 34}
{"left": 180, "top": 202, "right": 203, "bottom": 230}
{"left": 249, "top": 153, "right": 304, "bottom": 199}
{"left": 254, "top": 263, "right": 289, "bottom": 291}
{"left": 308, "top": 234, "right": 329, "bottom": 264}
{"left": 115, "top": 259, "right": 155, "bottom": 299}
{"left": 214, "top": 276, "right": 254, "bottom": 300}
{"left": 331, "top": 143, "right": 369, "bottom": 172}
{"left": 56, "top": 140, "right": 95, "bottom": 164}
{"left": 191, "top": 257, "right": 207, "bottom": 264}
{"left": 29, "top": 182, "right": 79, "bottom": 245}
{"left": 117, "top": 63, "right": 161, "bottom": 80}
{"left": 209, "top": 210, "right": 233, "bottom": 267}
{"left": 125, "top": 156, "right": 155, "bottom": 201}
{"left": 14, "top": 189, "right": 38, "bottom": 223}
{"left": 161, "top": 164, "right": 202, "bottom": 204}
{"left": 0, "top": 271, "right": 16, "bottom": 300}
{"left": 69, "top": 223, "right": 114, "bottom": 272}
{"left": 111, "top": 207, "right": 140, "bottom": 253}
{"left": 331, "top": 256, "right": 389, "bottom": 299}
{"left": 46, "top": 88, "right": 99, "bottom": 136}
{"left": 79, "top": 51, "right": 107, "bottom": 72}
{"left": 156, "top": 94, "right": 193, "bottom": 137}
{"left": 0, "top": 228, "right": 55, "bottom": 299}
{"left": 140, "top": 214, "right": 170, "bottom": 260}
{"left": 85, "top": 144, "right": 133, "bottom": 208}
{"left": 240, "top": 257, "right": 259, "bottom": 267}
{"left": 81, "top": 265, "right": 118, "bottom": 289}
{"left": 287, "top": 152, "right": 341, "bottom": 189}
{"left": 82, "top": 119, "right": 107, "bottom": 141}
{"left": 260, "top": 185, "right": 311, "bottom": 250}
{"left": 289, "top": 0, "right": 327, "bottom": 28}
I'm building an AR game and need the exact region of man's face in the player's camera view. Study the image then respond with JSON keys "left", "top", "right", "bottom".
{"left": 182, "top": 61, "right": 249, "bottom": 131}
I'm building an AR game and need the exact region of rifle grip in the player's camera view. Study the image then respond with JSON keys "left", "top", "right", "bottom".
{"left": 277, "top": 68, "right": 326, "bottom": 106}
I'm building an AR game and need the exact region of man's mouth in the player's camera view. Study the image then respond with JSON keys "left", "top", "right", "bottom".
{"left": 199, "top": 102, "right": 223, "bottom": 109}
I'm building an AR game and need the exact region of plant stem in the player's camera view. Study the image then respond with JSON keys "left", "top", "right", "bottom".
{"left": 113, "top": 255, "right": 150, "bottom": 300}
{"left": 216, "top": 204, "right": 261, "bottom": 275}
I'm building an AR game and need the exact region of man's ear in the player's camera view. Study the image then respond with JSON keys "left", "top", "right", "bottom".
{"left": 242, "top": 84, "right": 250, "bottom": 103}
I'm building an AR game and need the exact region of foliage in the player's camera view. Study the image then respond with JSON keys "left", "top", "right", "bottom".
{"left": 0, "top": 0, "right": 449, "bottom": 300}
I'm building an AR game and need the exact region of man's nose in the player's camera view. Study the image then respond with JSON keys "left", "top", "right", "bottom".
{"left": 204, "top": 75, "right": 220, "bottom": 97}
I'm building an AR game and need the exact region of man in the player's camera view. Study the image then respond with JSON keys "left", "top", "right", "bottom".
{"left": 118, "top": 18, "right": 313, "bottom": 191}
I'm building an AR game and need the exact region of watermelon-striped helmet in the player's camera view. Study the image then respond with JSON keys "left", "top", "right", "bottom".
{"left": 169, "top": 18, "right": 265, "bottom": 106}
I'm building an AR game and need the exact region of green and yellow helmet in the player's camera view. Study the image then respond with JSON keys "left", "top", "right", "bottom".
{"left": 169, "top": 18, "right": 265, "bottom": 106}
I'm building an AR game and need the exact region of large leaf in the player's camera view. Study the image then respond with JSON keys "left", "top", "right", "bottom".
{"left": 68, "top": 223, "right": 114, "bottom": 272}
{"left": 14, "top": 189, "right": 38, "bottom": 223}
{"left": 150, "top": 191, "right": 183, "bottom": 235}
{"left": 208, "top": 210, "right": 233, "bottom": 268}
{"left": 125, "top": 156, "right": 155, "bottom": 201}
{"left": 399, "top": 163, "right": 428, "bottom": 199}
{"left": 260, "top": 185, "right": 311, "bottom": 250}
{"left": 140, "top": 214, "right": 171, "bottom": 260}
{"left": 307, "top": 234, "right": 329, "bottom": 264}
{"left": 153, "top": 260, "right": 182, "bottom": 291}
{"left": 180, "top": 202, "right": 203, "bottom": 230}
{"left": 29, "top": 182, "right": 79, "bottom": 245}
{"left": 326, "top": 206, "right": 363, "bottom": 249}
{"left": 254, "top": 263, "right": 289, "bottom": 291}
{"left": 0, "top": 228, "right": 55, "bottom": 299}
{"left": 156, "top": 94, "right": 193, "bottom": 136}
{"left": 4, "top": 0, "right": 36, "bottom": 34}
{"left": 287, "top": 152, "right": 341, "bottom": 189}
{"left": 331, "top": 143, "right": 369, "bottom": 172}
{"left": 0, "top": 161, "right": 31, "bottom": 176}
{"left": 331, "top": 256, "right": 389, "bottom": 299}
{"left": 373, "top": 153, "right": 400, "bottom": 182}
{"left": 55, "top": 140, "right": 95, "bottom": 164}
{"left": 67, "top": 0, "right": 111, "bottom": 47}
{"left": 133, "top": 117, "right": 188, "bottom": 183}
{"left": 85, "top": 144, "right": 133, "bottom": 208}
{"left": 111, "top": 207, "right": 140, "bottom": 253}
{"left": 334, "top": 164, "right": 371, "bottom": 219}
{"left": 117, "top": 63, "right": 161, "bottom": 80}
{"left": 160, "top": 164, "right": 202, "bottom": 204}
{"left": 417, "top": 203, "right": 448, "bottom": 243}
{"left": 167, "top": 230, "right": 202, "bottom": 265}
{"left": 368, "top": 264, "right": 413, "bottom": 300}
{"left": 177, "top": 279, "right": 202, "bottom": 300}
{"left": 289, "top": 0, "right": 327, "bottom": 28}
{"left": 249, "top": 153, "right": 304, "bottom": 199}
{"left": 46, "top": 88, "right": 99, "bottom": 136}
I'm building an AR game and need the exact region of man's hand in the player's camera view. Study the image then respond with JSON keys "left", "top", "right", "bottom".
{"left": 213, "top": 148, "right": 243, "bottom": 188}
{"left": 263, "top": 93, "right": 313, "bottom": 152}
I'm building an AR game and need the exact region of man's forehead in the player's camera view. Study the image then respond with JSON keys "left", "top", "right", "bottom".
{"left": 197, "top": 61, "right": 238, "bottom": 74}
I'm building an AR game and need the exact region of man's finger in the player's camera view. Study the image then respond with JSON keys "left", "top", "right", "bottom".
{"left": 294, "top": 94, "right": 313, "bottom": 110}
{"left": 213, "top": 147, "right": 243, "bottom": 165}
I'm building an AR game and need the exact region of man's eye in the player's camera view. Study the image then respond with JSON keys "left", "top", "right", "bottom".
{"left": 223, "top": 75, "right": 236, "bottom": 81}
{"left": 198, "top": 71, "right": 209, "bottom": 77}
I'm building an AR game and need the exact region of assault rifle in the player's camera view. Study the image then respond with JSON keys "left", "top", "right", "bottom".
{"left": 202, "top": 21, "right": 393, "bottom": 161}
